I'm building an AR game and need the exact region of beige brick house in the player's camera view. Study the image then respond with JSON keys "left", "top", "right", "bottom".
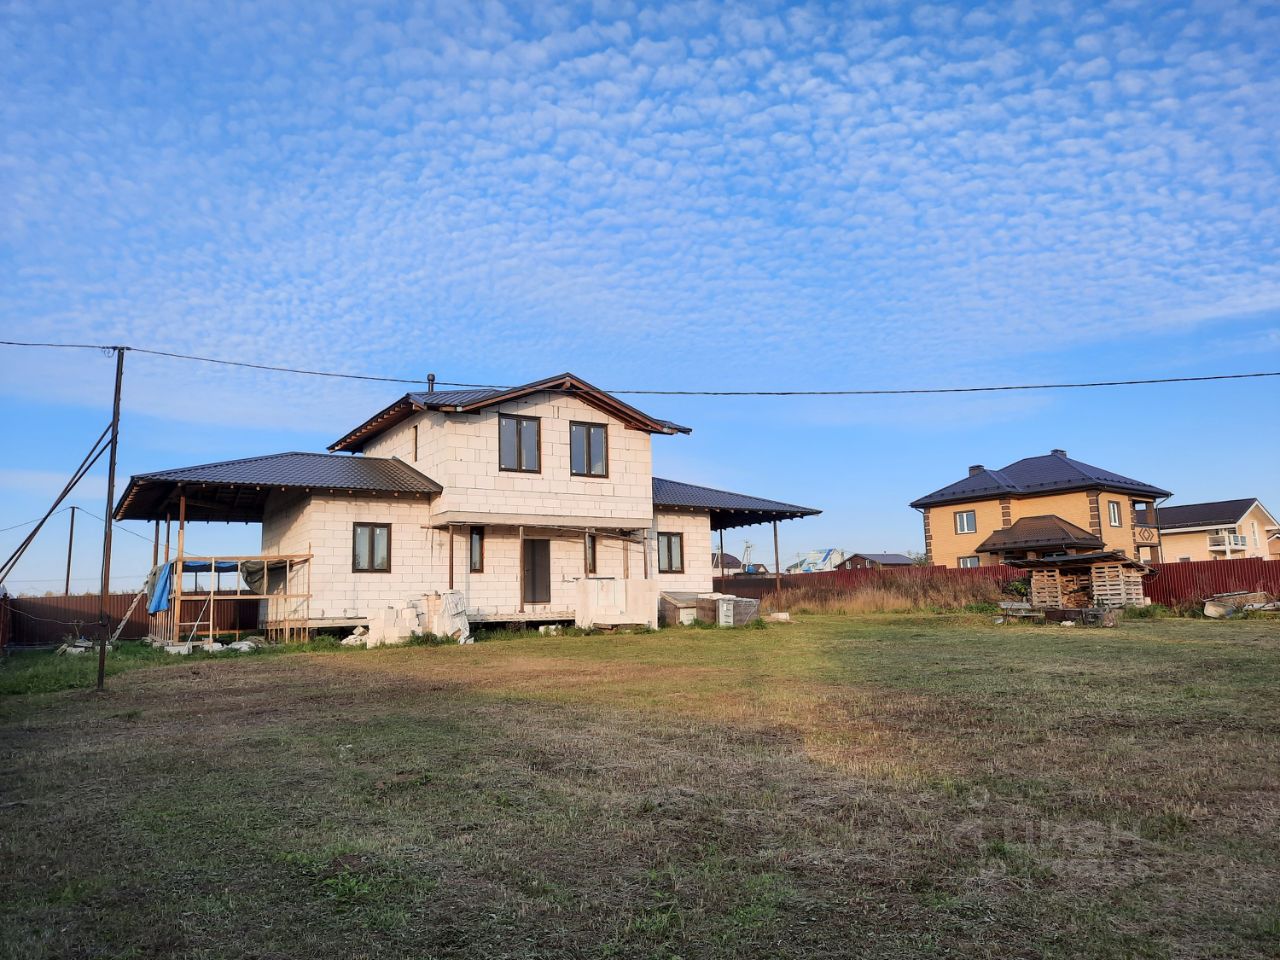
{"left": 115, "top": 374, "right": 818, "bottom": 637}
{"left": 910, "top": 449, "right": 1171, "bottom": 568}
{"left": 1157, "top": 499, "right": 1279, "bottom": 562}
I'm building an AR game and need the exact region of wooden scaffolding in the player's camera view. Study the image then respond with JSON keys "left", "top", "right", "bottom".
{"left": 151, "top": 553, "right": 312, "bottom": 646}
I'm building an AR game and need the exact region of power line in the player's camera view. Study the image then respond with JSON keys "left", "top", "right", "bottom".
{"left": 71, "top": 505, "right": 158, "bottom": 544}
{"left": 0, "top": 507, "right": 71, "bottom": 535}
{"left": 2, "top": 338, "right": 1278, "bottom": 396}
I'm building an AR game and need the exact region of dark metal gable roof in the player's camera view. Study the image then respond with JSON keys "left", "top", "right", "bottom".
{"left": 653, "top": 477, "right": 820, "bottom": 531}
{"left": 1156, "top": 498, "right": 1259, "bottom": 530}
{"left": 114, "top": 452, "right": 441, "bottom": 522}
{"left": 910, "top": 451, "right": 1171, "bottom": 508}
{"left": 330, "top": 373, "right": 692, "bottom": 452}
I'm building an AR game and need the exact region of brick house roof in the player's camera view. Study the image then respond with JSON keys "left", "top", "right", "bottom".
{"left": 910, "top": 449, "right": 1171, "bottom": 509}
{"left": 976, "top": 515, "right": 1104, "bottom": 554}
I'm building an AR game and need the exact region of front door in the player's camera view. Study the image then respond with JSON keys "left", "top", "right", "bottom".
{"left": 522, "top": 539, "right": 551, "bottom": 605}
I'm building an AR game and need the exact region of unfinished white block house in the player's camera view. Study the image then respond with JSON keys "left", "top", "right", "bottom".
{"left": 114, "top": 374, "right": 819, "bottom": 640}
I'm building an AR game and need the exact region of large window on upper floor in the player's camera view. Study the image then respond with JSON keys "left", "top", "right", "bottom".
{"left": 570, "top": 422, "right": 608, "bottom": 477}
{"left": 954, "top": 510, "right": 976, "bottom": 534}
{"left": 499, "top": 415, "right": 540, "bottom": 473}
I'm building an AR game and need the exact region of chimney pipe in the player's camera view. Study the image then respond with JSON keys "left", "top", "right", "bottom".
{"left": 968, "top": 464, "right": 984, "bottom": 476}
{"left": 1051, "top": 448, "right": 1066, "bottom": 457}
{"left": 427, "top": 373, "right": 436, "bottom": 393}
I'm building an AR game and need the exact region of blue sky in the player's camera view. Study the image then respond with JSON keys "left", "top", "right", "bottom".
{"left": 2, "top": 0, "right": 1278, "bottom": 592}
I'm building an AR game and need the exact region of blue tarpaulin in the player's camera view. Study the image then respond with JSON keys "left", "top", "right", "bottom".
{"left": 147, "top": 560, "right": 243, "bottom": 614}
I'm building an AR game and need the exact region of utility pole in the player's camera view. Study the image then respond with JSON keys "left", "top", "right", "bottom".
{"left": 64, "top": 506, "right": 76, "bottom": 596}
{"left": 97, "top": 347, "right": 125, "bottom": 691}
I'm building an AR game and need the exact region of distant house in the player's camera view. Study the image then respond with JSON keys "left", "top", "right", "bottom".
{"left": 711, "top": 551, "right": 742, "bottom": 573}
{"left": 838, "top": 553, "right": 915, "bottom": 570}
{"left": 910, "top": 449, "right": 1171, "bottom": 568}
{"left": 1157, "top": 499, "right": 1278, "bottom": 562}
{"left": 785, "top": 548, "right": 846, "bottom": 573}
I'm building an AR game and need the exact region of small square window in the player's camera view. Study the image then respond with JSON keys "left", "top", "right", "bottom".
{"left": 958, "top": 556, "right": 980, "bottom": 569}
{"left": 955, "top": 510, "right": 976, "bottom": 534}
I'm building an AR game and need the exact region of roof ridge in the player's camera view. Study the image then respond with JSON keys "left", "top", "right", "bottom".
{"left": 137, "top": 450, "right": 318, "bottom": 478}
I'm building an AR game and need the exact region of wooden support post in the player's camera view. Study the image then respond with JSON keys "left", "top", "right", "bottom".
{"left": 151, "top": 519, "right": 159, "bottom": 569}
{"left": 173, "top": 490, "right": 186, "bottom": 644}
{"left": 305, "top": 544, "right": 311, "bottom": 641}
{"left": 208, "top": 556, "right": 216, "bottom": 647}
{"left": 163, "top": 515, "right": 171, "bottom": 562}
{"left": 718, "top": 529, "right": 725, "bottom": 581}
{"left": 64, "top": 506, "right": 76, "bottom": 596}
{"left": 773, "top": 521, "right": 781, "bottom": 592}
{"left": 97, "top": 347, "right": 124, "bottom": 690}
{"left": 623, "top": 534, "right": 630, "bottom": 580}
{"left": 285, "top": 558, "right": 292, "bottom": 642}
{"left": 642, "top": 531, "right": 649, "bottom": 579}
{"left": 518, "top": 525, "right": 525, "bottom": 613}
{"left": 448, "top": 525, "right": 455, "bottom": 590}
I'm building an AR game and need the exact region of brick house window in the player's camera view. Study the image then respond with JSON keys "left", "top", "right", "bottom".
{"left": 657, "top": 532, "right": 684, "bottom": 574}
{"left": 570, "top": 422, "right": 608, "bottom": 477}
{"left": 499, "top": 415, "right": 540, "bottom": 472}
{"left": 954, "top": 510, "right": 976, "bottom": 534}
{"left": 1108, "top": 501, "right": 1122, "bottom": 527}
{"left": 353, "top": 523, "right": 391, "bottom": 572}
{"left": 469, "top": 526, "right": 484, "bottom": 573}
{"left": 958, "top": 556, "right": 980, "bottom": 569}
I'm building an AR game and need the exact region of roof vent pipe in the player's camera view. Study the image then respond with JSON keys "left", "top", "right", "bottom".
{"left": 427, "top": 373, "right": 436, "bottom": 393}
{"left": 1051, "top": 448, "right": 1066, "bottom": 456}
{"left": 968, "top": 464, "right": 984, "bottom": 476}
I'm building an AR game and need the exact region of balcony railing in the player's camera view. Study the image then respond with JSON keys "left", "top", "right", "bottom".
{"left": 1208, "top": 534, "right": 1248, "bottom": 550}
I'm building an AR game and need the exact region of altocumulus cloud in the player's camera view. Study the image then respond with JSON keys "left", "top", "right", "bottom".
{"left": 2, "top": 0, "right": 1279, "bottom": 427}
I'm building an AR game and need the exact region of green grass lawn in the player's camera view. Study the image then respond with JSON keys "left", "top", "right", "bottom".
{"left": 2, "top": 614, "right": 1279, "bottom": 959}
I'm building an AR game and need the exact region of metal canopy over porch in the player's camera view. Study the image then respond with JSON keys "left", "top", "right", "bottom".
{"left": 114, "top": 452, "right": 442, "bottom": 645}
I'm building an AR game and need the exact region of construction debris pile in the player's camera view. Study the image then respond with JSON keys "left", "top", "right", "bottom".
{"left": 1204, "top": 591, "right": 1280, "bottom": 619}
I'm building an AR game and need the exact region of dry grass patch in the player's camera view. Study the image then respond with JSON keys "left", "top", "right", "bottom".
{"left": 2, "top": 614, "right": 1279, "bottom": 959}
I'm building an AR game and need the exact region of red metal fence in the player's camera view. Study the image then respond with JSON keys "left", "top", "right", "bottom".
{"left": 0, "top": 594, "right": 11, "bottom": 651}
{"left": 713, "top": 564, "right": 1021, "bottom": 599}
{"left": 4, "top": 593, "right": 261, "bottom": 647}
{"left": 1145, "top": 558, "right": 1280, "bottom": 606}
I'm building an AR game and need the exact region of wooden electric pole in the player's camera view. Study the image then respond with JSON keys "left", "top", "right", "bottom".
{"left": 97, "top": 347, "right": 125, "bottom": 691}
{"left": 63, "top": 506, "right": 76, "bottom": 596}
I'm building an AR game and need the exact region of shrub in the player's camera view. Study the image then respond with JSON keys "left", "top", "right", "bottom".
{"left": 1003, "top": 576, "right": 1031, "bottom": 598}
{"left": 1121, "top": 604, "right": 1170, "bottom": 620}
{"left": 406, "top": 631, "right": 455, "bottom": 646}
{"left": 964, "top": 602, "right": 1002, "bottom": 615}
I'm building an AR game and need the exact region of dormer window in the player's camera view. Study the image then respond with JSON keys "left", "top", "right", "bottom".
{"left": 570, "top": 422, "right": 608, "bottom": 477}
{"left": 499, "top": 415, "right": 540, "bottom": 473}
